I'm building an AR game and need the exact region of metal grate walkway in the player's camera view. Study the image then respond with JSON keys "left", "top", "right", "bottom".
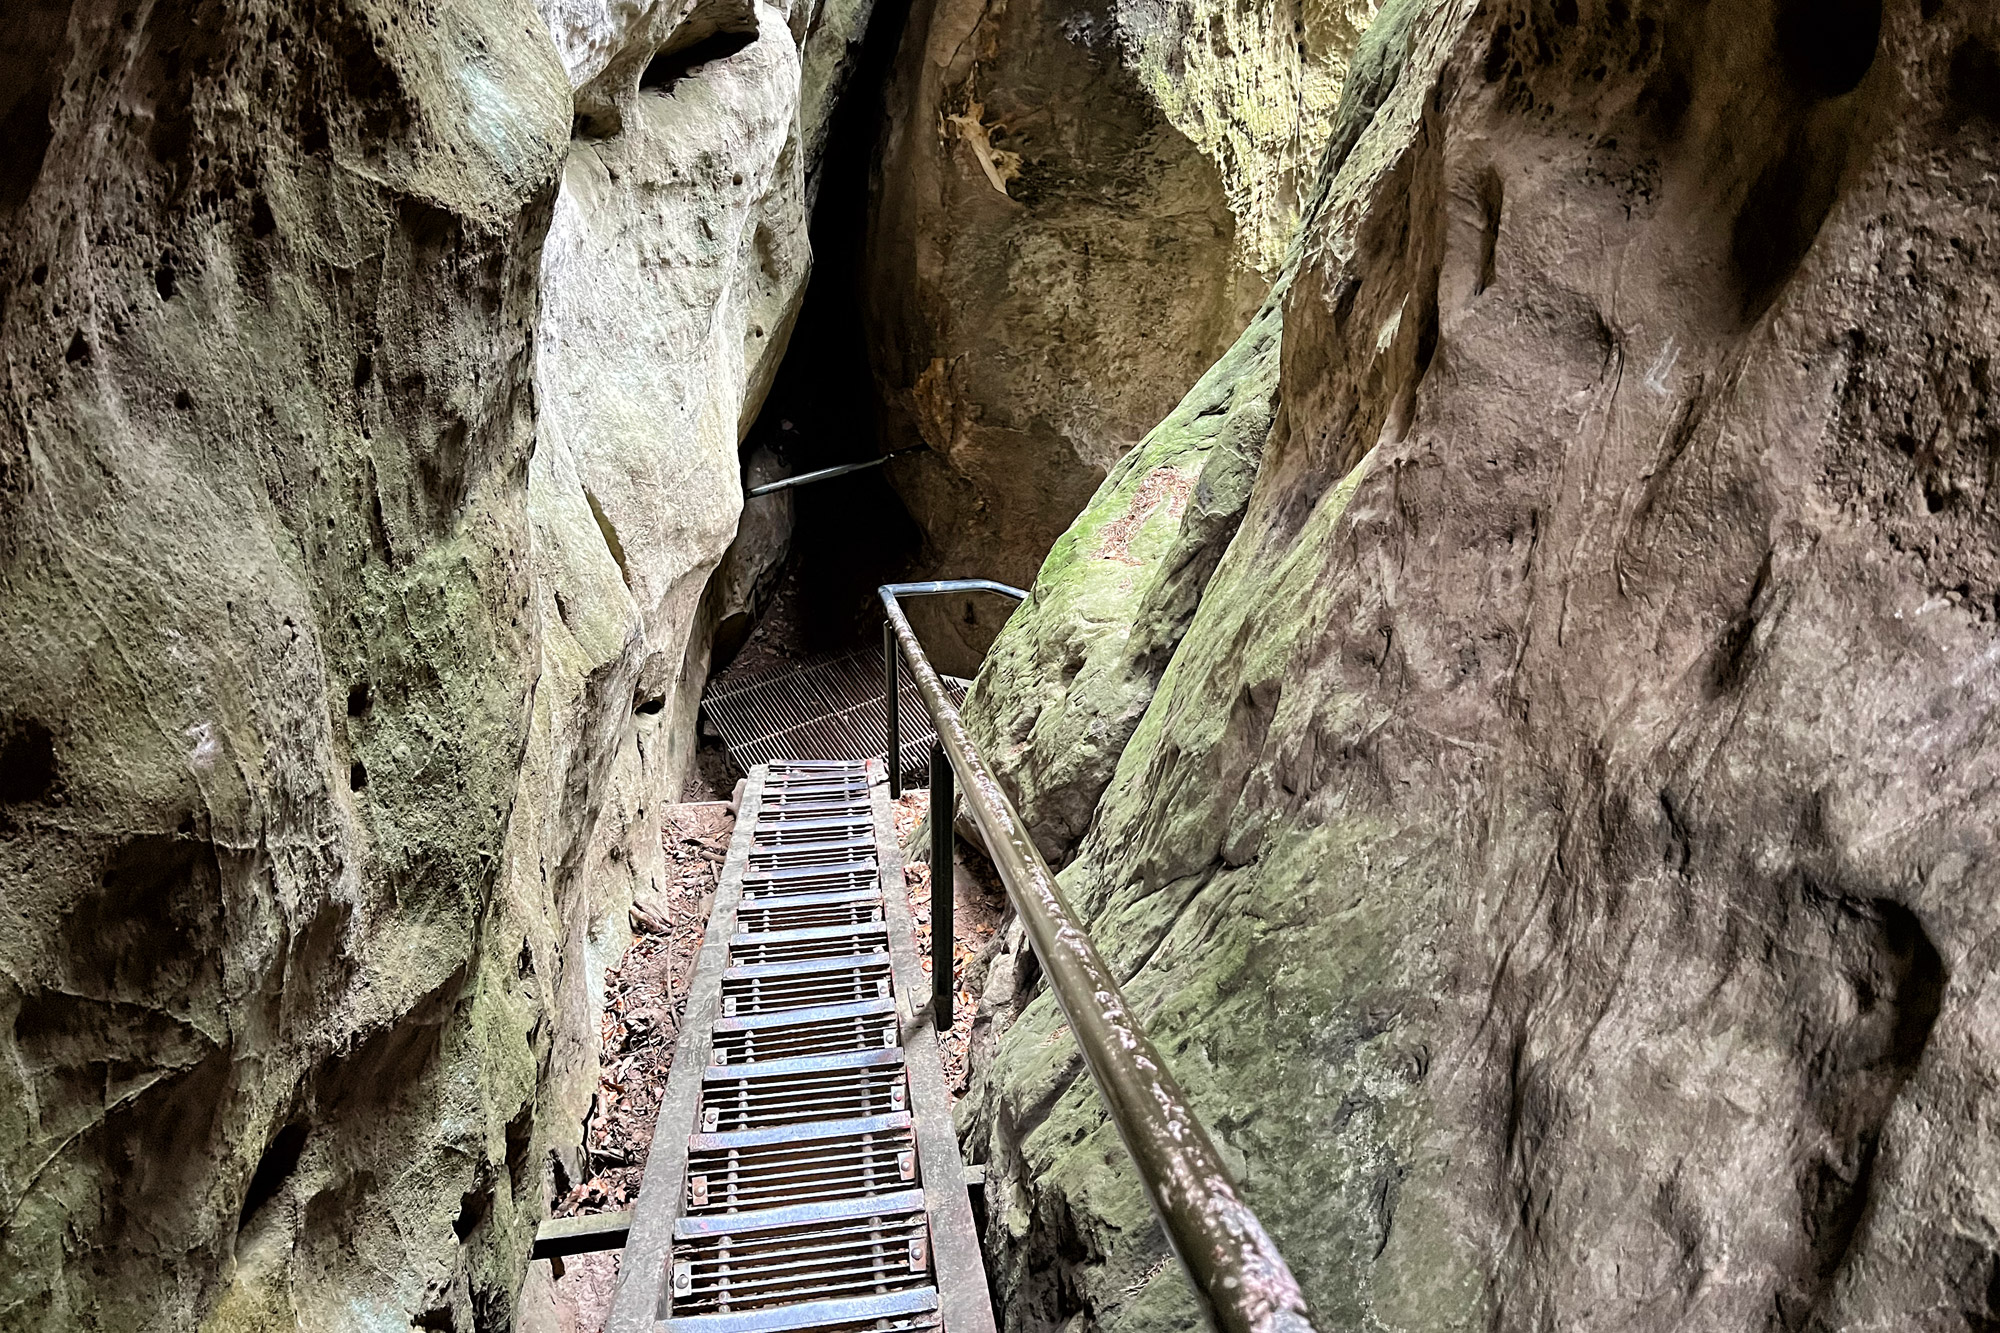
{"left": 604, "top": 759, "right": 994, "bottom": 1333}
{"left": 703, "top": 653, "right": 969, "bottom": 788}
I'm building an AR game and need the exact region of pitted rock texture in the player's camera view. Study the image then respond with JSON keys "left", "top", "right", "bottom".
{"left": 0, "top": 1, "right": 569, "bottom": 1328}
{"left": 865, "top": 0, "right": 1377, "bottom": 672}
{"left": 961, "top": 1, "right": 2000, "bottom": 1330}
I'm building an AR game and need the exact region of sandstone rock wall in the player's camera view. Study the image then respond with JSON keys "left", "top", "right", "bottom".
{"left": 958, "top": 0, "right": 1428, "bottom": 866}
{"left": 0, "top": 2, "right": 570, "bottom": 1327}
{"left": 512, "top": 33, "right": 815, "bottom": 1326}
{"left": 0, "top": 0, "right": 871, "bottom": 1325}
{"left": 962, "top": 1, "right": 2000, "bottom": 1329}
{"left": 864, "top": 0, "right": 1377, "bottom": 672}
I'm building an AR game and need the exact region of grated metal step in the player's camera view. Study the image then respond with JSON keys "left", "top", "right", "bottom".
{"left": 701, "top": 652, "right": 970, "bottom": 788}
{"left": 684, "top": 1112, "right": 919, "bottom": 1214}
{"left": 735, "top": 893, "right": 882, "bottom": 935}
{"left": 728, "top": 922, "right": 892, "bottom": 966}
{"left": 742, "top": 865, "right": 883, "bottom": 898}
{"left": 748, "top": 840, "right": 878, "bottom": 873}
{"left": 700, "top": 1050, "right": 909, "bottom": 1133}
{"left": 752, "top": 814, "right": 878, "bottom": 844}
{"left": 671, "top": 1192, "right": 934, "bottom": 1314}
{"left": 604, "top": 760, "right": 993, "bottom": 1333}
{"left": 712, "top": 998, "right": 901, "bottom": 1064}
{"left": 667, "top": 1289, "right": 943, "bottom": 1333}
{"left": 722, "top": 954, "right": 895, "bottom": 1015}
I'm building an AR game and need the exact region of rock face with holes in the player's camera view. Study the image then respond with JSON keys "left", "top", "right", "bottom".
{"left": 865, "top": 0, "right": 1378, "bottom": 671}
{"left": 962, "top": 1, "right": 2000, "bottom": 1329}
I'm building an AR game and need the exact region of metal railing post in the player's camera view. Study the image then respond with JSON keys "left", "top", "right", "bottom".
{"left": 930, "top": 741, "right": 954, "bottom": 1029}
{"left": 884, "top": 620, "right": 901, "bottom": 799}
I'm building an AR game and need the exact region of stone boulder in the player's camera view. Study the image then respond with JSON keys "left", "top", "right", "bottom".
{"left": 962, "top": 1, "right": 2000, "bottom": 1329}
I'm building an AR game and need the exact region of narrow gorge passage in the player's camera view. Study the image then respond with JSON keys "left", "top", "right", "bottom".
{"left": 697, "top": 0, "right": 928, "bottom": 685}
{"left": 3, "top": 1, "right": 1998, "bottom": 1332}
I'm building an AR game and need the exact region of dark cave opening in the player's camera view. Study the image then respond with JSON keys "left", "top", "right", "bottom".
{"left": 712, "top": 0, "right": 926, "bottom": 676}
{"left": 239, "top": 1122, "right": 309, "bottom": 1230}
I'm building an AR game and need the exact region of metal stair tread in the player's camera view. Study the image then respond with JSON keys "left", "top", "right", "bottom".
{"left": 702, "top": 1045, "right": 905, "bottom": 1082}
{"left": 672, "top": 1188, "right": 928, "bottom": 1238}
{"left": 745, "top": 858, "right": 879, "bottom": 879}
{"left": 753, "top": 805, "right": 876, "bottom": 824}
{"left": 748, "top": 832, "right": 877, "bottom": 851}
{"left": 688, "top": 1110, "right": 911, "bottom": 1153}
{"left": 723, "top": 951, "right": 891, "bottom": 982}
{"left": 730, "top": 921, "right": 888, "bottom": 948}
{"left": 750, "top": 814, "right": 876, "bottom": 834}
{"left": 736, "top": 886, "right": 880, "bottom": 911}
{"left": 711, "top": 997, "right": 895, "bottom": 1032}
{"left": 662, "top": 1288, "right": 940, "bottom": 1333}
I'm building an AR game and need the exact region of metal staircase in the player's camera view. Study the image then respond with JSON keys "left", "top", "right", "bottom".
{"left": 541, "top": 578, "right": 1320, "bottom": 1333}
{"left": 600, "top": 759, "right": 993, "bottom": 1333}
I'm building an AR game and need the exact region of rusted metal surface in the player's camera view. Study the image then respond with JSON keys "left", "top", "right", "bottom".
{"left": 928, "top": 742, "right": 955, "bottom": 1029}
{"left": 879, "top": 584, "right": 1321, "bottom": 1333}
{"left": 885, "top": 624, "right": 902, "bottom": 799}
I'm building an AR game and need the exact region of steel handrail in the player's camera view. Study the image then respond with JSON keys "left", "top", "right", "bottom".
{"left": 745, "top": 446, "right": 927, "bottom": 497}
{"left": 879, "top": 580, "right": 1319, "bottom": 1333}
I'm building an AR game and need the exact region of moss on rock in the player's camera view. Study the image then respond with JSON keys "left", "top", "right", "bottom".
{"left": 963, "top": 1, "right": 2000, "bottom": 1330}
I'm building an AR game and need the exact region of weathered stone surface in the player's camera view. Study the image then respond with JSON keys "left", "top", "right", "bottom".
{"left": 957, "top": 0, "right": 1429, "bottom": 865}
{"left": 0, "top": 1, "right": 570, "bottom": 1328}
{"left": 964, "top": 1, "right": 2000, "bottom": 1329}
{"left": 959, "top": 283, "right": 1285, "bottom": 865}
{"left": 704, "top": 446, "right": 796, "bottom": 669}
{"left": 532, "top": 0, "right": 810, "bottom": 803}
{"left": 0, "top": 0, "right": 873, "bottom": 1323}
{"left": 866, "top": 0, "right": 1378, "bottom": 672}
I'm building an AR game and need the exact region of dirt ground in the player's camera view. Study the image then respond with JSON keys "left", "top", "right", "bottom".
{"left": 679, "top": 738, "right": 738, "bottom": 803}
{"left": 542, "top": 801, "right": 731, "bottom": 1330}
{"left": 543, "top": 787, "right": 1004, "bottom": 1330}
